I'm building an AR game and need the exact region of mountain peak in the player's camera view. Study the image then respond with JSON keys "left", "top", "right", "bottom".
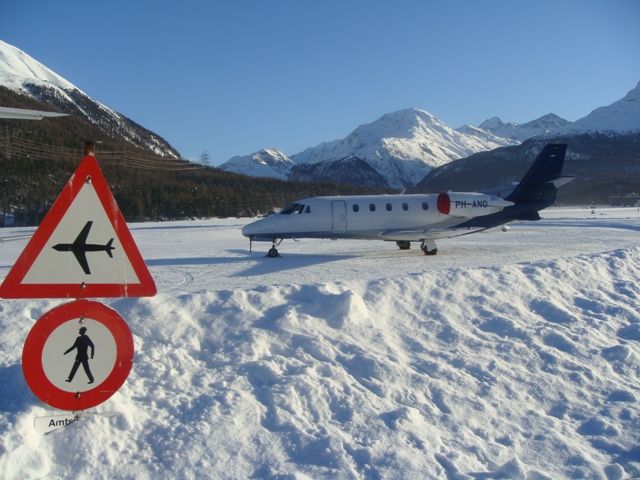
{"left": 479, "top": 117, "right": 506, "bottom": 130}
{"left": 478, "top": 112, "right": 569, "bottom": 142}
{"left": 220, "top": 148, "right": 294, "bottom": 179}
{"left": 292, "top": 108, "right": 514, "bottom": 189}
{"left": 0, "top": 40, "right": 180, "bottom": 158}
{"left": 562, "top": 79, "right": 640, "bottom": 134}
{"left": 0, "top": 40, "right": 77, "bottom": 93}
{"left": 256, "top": 148, "right": 289, "bottom": 161}
{"left": 350, "top": 108, "right": 443, "bottom": 141}
{"left": 524, "top": 113, "right": 570, "bottom": 129}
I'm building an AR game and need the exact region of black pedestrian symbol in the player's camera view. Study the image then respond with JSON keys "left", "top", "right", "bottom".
{"left": 64, "top": 326, "right": 95, "bottom": 384}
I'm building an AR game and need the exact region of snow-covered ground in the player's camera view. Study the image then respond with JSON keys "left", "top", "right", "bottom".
{"left": 0, "top": 207, "right": 639, "bottom": 479}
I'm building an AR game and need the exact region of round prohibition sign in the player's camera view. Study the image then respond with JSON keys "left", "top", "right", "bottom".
{"left": 22, "top": 300, "right": 134, "bottom": 411}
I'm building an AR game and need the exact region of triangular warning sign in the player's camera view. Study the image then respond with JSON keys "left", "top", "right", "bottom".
{"left": 0, "top": 155, "right": 156, "bottom": 298}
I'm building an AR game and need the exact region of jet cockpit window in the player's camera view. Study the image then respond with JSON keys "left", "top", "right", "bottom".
{"left": 281, "top": 203, "right": 306, "bottom": 215}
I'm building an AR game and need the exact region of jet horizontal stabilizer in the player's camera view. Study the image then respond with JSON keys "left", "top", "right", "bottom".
{"left": 550, "top": 176, "right": 576, "bottom": 188}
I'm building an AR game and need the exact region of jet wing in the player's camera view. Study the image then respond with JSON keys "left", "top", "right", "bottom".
{"left": 72, "top": 221, "right": 93, "bottom": 274}
{"left": 379, "top": 226, "right": 484, "bottom": 242}
{"left": 73, "top": 221, "right": 93, "bottom": 247}
{"left": 379, "top": 229, "right": 442, "bottom": 241}
{"left": 72, "top": 250, "right": 91, "bottom": 275}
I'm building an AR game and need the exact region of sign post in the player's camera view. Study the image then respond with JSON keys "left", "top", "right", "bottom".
{"left": 1, "top": 146, "right": 156, "bottom": 431}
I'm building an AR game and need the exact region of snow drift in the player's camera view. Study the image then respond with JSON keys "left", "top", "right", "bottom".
{"left": 0, "top": 218, "right": 639, "bottom": 478}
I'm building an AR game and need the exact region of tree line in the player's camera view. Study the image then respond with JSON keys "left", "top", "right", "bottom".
{"left": 0, "top": 87, "right": 384, "bottom": 226}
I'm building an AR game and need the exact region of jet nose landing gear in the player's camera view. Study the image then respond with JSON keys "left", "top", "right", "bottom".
{"left": 266, "top": 238, "right": 283, "bottom": 258}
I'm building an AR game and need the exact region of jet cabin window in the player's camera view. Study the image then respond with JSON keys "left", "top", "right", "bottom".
{"left": 281, "top": 203, "right": 308, "bottom": 215}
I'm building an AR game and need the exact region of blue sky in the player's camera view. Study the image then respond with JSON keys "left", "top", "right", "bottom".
{"left": 1, "top": 0, "right": 639, "bottom": 164}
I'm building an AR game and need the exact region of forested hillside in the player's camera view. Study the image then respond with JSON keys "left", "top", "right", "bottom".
{"left": 413, "top": 134, "right": 640, "bottom": 205}
{"left": 0, "top": 87, "right": 383, "bottom": 226}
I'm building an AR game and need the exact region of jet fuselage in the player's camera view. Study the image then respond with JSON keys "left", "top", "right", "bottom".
{"left": 242, "top": 192, "right": 511, "bottom": 242}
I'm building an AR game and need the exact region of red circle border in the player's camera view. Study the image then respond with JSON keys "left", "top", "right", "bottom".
{"left": 22, "top": 300, "right": 134, "bottom": 411}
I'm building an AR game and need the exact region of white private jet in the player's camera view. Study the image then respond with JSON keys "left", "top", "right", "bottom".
{"left": 242, "top": 144, "right": 573, "bottom": 257}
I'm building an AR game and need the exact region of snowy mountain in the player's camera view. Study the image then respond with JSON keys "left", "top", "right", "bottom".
{"left": 415, "top": 80, "right": 640, "bottom": 204}
{"left": 218, "top": 81, "right": 639, "bottom": 191}
{"left": 0, "top": 40, "right": 179, "bottom": 158}
{"left": 478, "top": 113, "right": 571, "bottom": 142}
{"left": 477, "top": 81, "right": 640, "bottom": 141}
{"left": 291, "top": 108, "right": 515, "bottom": 189}
{"left": 562, "top": 81, "right": 640, "bottom": 134}
{"left": 455, "top": 123, "right": 520, "bottom": 146}
{"left": 219, "top": 148, "right": 294, "bottom": 180}
{"left": 289, "top": 155, "right": 391, "bottom": 189}
{"left": 413, "top": 132, "right": 640, "bottom": 205}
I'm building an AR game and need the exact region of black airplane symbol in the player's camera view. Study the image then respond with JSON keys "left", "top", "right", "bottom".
{"left": 52, "top": 221, "right": 115, "bottom": 275}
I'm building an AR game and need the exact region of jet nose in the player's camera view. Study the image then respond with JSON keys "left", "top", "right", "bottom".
{"left": 242, "top": 216, "right": 277, "bottom": 238}
{"left": 241, "top": 219, "right": 261, "bottom": 238}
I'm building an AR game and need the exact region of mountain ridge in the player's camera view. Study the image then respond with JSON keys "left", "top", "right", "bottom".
{"left": 478, "top": 113, "right": 571, "bottom": 142}
{"left": 412, "top": 132, "right": 640, "bottom": 205}
{"left": 221, "top": 108, "right": 516, "bottom": 189}
{"left": 0, "top": 39, "right": 180, "bottom": 158}
{"left": 220, "top": 78, "right": 640, "bottom": 189}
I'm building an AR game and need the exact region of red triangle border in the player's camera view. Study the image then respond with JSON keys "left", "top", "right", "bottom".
{"left": 0, "top": 155, "right": 157, "bottom": 298}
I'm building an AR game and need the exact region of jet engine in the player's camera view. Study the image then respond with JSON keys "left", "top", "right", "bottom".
{"left": 437, "top": 192, "right": 513, "bottom": 218}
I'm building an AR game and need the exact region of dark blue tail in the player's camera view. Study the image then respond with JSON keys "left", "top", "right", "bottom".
{"left": 506, "top": 143, "right": 568, "bottom": 208}
{"left": 459, "top": 143, "right": 572, "bottom": 228}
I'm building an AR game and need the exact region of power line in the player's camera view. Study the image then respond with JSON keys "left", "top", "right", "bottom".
{"left": 0, "top": 132, "right": 204, "bottom": 171}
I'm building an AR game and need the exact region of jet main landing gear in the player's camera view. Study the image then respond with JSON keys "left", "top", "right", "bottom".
{"left": 396, "top": 241, "right": 411, "bottom": 250}
{"left": 420, "top": 239, "right": 438, "bottom": 256}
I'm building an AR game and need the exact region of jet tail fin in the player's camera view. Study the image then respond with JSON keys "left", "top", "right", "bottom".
{"left": 506, "top": 143, "right": 572, "bottom": 208}
{"left": 454, "top": 144, "right": 573, "bottom": 230}
{"left": 106, "top": 238, "right": 114, "bottom": 258}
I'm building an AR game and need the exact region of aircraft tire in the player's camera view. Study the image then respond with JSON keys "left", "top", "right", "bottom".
{"left": 267, "top": 247, "right": 279, "bottom": 258}
{"left": 421, "top": 246, "right": 437, "bottom": 256}
{"left": 396, "top": 241, "right": 411, "bottom": 250}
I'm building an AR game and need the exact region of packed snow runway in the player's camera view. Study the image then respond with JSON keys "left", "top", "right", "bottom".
{"left": 141, "top": 207, "right": 639, "bottom": 293}
{"left": 0, "top": 207, "right": 639, "bottom": 479}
